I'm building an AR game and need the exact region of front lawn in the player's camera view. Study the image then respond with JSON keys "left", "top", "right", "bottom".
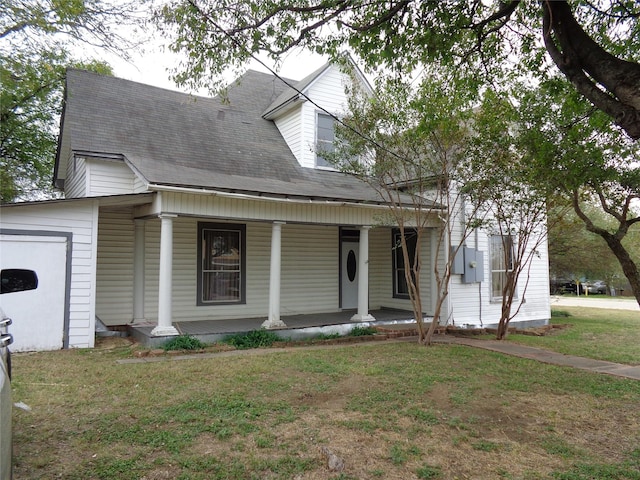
{"left": 10, "top": 309, "right": 640, "bottom": 479}
{"left": 507, "top": 306, "right": 640, "bottom": 365}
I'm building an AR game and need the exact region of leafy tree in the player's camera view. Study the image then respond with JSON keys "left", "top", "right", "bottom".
{"left": 465, "top": 92, "right": 552, "bottom": 340}
{"left": 333, "top": 68, "right": 511, "bottom": 345}
{"left": 1, "top": 0, "right": 146, "bottom": 202}
{"left": 547, "top": 205, "right": 626, "bottom": 290}
{"left": 517, "top": 78, "right": 640, "bottom": 305}
{"left": 1, "top": 50, "right": 111, "bottom": 201}
{"left": 157, "top": 0, "right": 640, "bottom": 306}
{"left": 159, "top": 0, "right": 640, "bottom": 139}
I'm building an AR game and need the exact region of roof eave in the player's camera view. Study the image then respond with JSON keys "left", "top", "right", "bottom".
{"left": 262, "top": 94, "right": 304, "bottom": 120}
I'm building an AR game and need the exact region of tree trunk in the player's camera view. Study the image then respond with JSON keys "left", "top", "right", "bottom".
{"left": 542, "top": 1, "right": 640, "bottom": 139}
{"left": 423, "top": 295, "right": 445, "bottom": 346}
{"left": 599, "top": 234, "right": 640, "bottom": 306}
{"left": 571, "top": 192, "right": 640, "bottom": 306}
{"left": 496, "top": 278, "right": 517, "bottom": 340}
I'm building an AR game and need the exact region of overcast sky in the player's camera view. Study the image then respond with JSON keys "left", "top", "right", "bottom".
{"left": 105, "top": 34, "right": 328, "bottom": 95}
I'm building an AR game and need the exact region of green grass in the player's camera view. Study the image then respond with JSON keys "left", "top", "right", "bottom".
{"left": 416, "top": 464, "right": 443, "bottom": 479}
{"left": 507, "top": 306, "right": 640, "bottom": 364}
{"left": 10, "top": 307, "right": 640, "bottom": 479}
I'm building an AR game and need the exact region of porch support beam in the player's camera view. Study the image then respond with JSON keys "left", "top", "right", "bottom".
{"left": 351, "top": 226, "right": 376, "bottom": 322}
{"left": 152, "top": 214, "right": 179, "bottom": 336}
{"left": 262, "top": 221, "right": 287, "bottom": 329}
{"left": 133, "top": 219, "right": 146, "bottom": 322}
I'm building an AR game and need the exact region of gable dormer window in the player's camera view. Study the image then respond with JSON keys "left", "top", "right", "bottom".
{"left": 316, "top": 112, "right": 336, "bottom": 168}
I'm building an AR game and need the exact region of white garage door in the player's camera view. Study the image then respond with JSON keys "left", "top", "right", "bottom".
{"left": 0, "top": 235, "right": 68, "bottom": 351}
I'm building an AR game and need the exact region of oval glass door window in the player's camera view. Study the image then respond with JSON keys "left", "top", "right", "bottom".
{"left": 347, "top": 250, "right": 357, "bottom": 282}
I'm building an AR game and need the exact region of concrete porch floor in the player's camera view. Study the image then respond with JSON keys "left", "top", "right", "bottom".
{"left": 128, "top": 308, "right": 422, "bottom": 348}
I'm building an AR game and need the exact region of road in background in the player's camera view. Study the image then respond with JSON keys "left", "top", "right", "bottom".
{"left": 551, "top": 295, "right": 639, "bottom": 312}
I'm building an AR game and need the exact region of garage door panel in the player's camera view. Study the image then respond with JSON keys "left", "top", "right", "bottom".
{"left": 0, "top": 235, "right": 67, "bottom": 351}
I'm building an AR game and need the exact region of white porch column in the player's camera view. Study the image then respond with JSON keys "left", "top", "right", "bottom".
{"left": 262, "top": 221, "right": 287, "bottom": 329}
{"left": 151, "top": 214, "right": 179, "bottom": 336}
{"left": 351, "top": 226, "right": 376, "bottom": 322}
{"left": 133, "top": 219, "right": 146, "bottom": 322}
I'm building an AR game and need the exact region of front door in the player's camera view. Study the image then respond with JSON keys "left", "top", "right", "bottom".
{"left": 341, "top": 241, "right": 359, "bottom": 309}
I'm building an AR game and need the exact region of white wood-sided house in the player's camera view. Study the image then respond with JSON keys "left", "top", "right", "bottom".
{"left": 0, "top": 61, "right": 551, "bottom": 351}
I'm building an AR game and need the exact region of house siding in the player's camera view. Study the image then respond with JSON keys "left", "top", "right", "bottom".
{"left": 151, "top": 191, "right": 389, "bottom": 227}
{"left": 273, "top": 107, "right": 303, "bottom": 163}
{"left": 64, "top": 156, "right": 139, "bottom": 199}
{"left": 280, "top": 224, "right": 339, "bottom": 314}
{"left": 95, "top": 208, "right": 135, "bottom": 325}
{"left": 447, "top": 230, "right": 550, "bottom": 327}
{"left": 133, "top": 174, "right": 148, "bottom": 193}
{"left": 86, "top": 158, "right": 136, "bottom": 196}
{"left": 0, "top": 200, "right": 99, "bottom": 348}
{"left": 65, "top": 156, "right": 87, "bottom": 198}
{"left": 105, "top": 218, "right": 344, "bottom": 325}
{"left": 299, "top": 66, "right": 351, "bottom": 169}
{"left": 97, "top": 216, "right": 426, "bottom": 326}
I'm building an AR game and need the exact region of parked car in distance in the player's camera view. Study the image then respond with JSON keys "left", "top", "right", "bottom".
{"left": 586, "top": 280, "right": 607, "bottom": 295}
{"left": 550, "top": 279, "right": 584, "bottom": 295}
{"left": 1, "top": 269, "right": 38, "bottom": 479}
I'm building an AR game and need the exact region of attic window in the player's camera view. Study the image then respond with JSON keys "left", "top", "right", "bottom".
{"left": 316, "top": 113, "right": 336, "bottom": 168}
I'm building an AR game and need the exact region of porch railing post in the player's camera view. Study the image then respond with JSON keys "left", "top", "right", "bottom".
{"left": 351, "top": 226, "right": 376, "bottom": 322}
{"left": 262, "top": 221, "right": 287, "bottom": 329}
{"left": 152, "top": 214, "right": 179, "bottom": 336}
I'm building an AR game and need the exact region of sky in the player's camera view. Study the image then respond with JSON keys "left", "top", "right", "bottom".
{"left": 105, "top": 34, "right": 328, "bottom": 95}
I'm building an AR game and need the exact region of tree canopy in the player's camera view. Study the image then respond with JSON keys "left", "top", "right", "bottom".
{"left": 1, "top": 0, "right": 146, "bottom": 202}
{"left": 159, "top": 0, "right": 640, "bottom": 139}
{"left": 158, "top": 0, "right": 640, "bottom": 303}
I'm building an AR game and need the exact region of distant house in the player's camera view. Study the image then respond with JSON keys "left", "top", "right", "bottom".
{"left": 0, "top": 60, "right": 550, "bottom": 351}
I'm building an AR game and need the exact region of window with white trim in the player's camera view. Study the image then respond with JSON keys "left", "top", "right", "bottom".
{"left": 490, "top": 235, "right": 515, "bottom": 299}
{"left": 197, "top": 223, "right": 246, "bottom": 305}
{"left": 392, "top": 229, "right": 418, "bottom": 298}
{"left": 316, "top": 112, "right": 336, "bottom": 168}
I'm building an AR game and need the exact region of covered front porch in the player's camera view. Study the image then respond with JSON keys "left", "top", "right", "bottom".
{"left": 128, "top": 308, "right": 425, "bottom": 348}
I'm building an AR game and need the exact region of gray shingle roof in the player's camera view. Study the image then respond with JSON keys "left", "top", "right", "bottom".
{"left": 57, "top": 68, "right": 389, "bottom": 204}
{"left": 262, "top": 63, "right": 331, "bottom": 118}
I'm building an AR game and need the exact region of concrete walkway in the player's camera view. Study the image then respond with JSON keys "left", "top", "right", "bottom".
{"left": 435, "top": 336, "right": 640, "bottom": 380}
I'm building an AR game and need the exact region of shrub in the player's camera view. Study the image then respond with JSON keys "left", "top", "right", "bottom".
{"left": 223, "top": 330, "right": 282, "bottom": 349}
{"left": 349, "top": 325, "right": 377, "bottom": 336}
{"left": 162, "top": 335, "right": 206, "bottom": 351}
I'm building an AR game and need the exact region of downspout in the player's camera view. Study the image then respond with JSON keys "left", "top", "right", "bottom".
{"left": 444, "top": 224, "right": 452, "bottom": 326}
{"left": 476, "top": 226, "right": 483, "bottom": 327}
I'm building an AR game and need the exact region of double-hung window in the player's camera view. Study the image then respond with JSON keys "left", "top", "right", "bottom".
{"left": 197, "top": 223, "right": 246, "bottom": 305}
{"left": 392, "top": 229, "right": 418, "bottom": 298}
{"left": 490, "top": 235, "right": 515, "bottom": 299}
{"left": 316, "top": 112, "right": 336, "bottom": 168}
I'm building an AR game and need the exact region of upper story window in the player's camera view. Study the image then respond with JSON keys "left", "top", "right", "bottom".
{"left": 316, "top": 112, "right": 336, "bottom": 168}
{"left": 490, "top": 235, "right": 515, "bottom": 299}
{"left": 197, "top": 223, "right": 246, "bottom": 305}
